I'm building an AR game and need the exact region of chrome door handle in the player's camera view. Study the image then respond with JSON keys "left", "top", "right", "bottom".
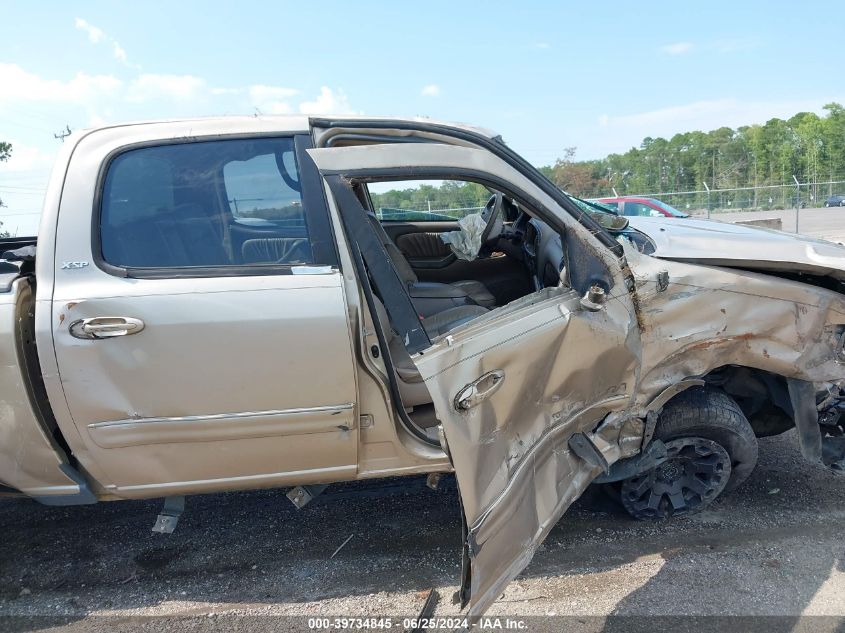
{"left": 69, "top": 317, "right": 145, "bottom": 340}
{"left": 454, "top": 370, "right": 505, "bottom": 411}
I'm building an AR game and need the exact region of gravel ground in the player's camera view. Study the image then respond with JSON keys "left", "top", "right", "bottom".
{"left": 0, "top": 429, "right": 843, "bottom": 632}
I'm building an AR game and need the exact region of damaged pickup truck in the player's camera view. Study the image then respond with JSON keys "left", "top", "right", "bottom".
{"left": 2, "top": 115, "right": 845, "bottom": 617}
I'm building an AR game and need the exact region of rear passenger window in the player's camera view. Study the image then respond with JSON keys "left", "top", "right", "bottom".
{"left": 100, "top": 137, "right": 318, "bottom": 271}
{"left": 224, "top": 153, "right": 304, "bottom": 226}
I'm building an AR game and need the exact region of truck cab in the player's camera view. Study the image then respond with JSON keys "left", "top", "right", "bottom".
{"left": 3, "top": 115, "right": 845, "bottom": 617}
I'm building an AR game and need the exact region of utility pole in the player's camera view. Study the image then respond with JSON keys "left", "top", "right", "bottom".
{"left": 792, "top": 175, "right": 801, "bottom": 233}
{"left": 53, "top": 125, "right": 72, "bottom": 142}
{"left": 703, "top": 181, "right": 711, "bottom": 219}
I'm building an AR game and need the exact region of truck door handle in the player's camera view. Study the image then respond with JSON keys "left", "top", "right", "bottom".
{"left": 454, "top": 370, "right": 505, "bottom": 411}
{"left": 69, "top": 317, "right": 145, "bottom": 340}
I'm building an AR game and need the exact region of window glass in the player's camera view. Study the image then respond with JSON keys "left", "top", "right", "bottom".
{"left": 224, "top": 152, "right": 304, "bottom": 226}
{"left": 647, "top": 198, "right": 689, "bottom": 218}
{"left": 100, "top": 137, "right": 315, "bottom": 270}
{"left": 623, "top": 202, "right": 661, "bottom": 217}
{"left": 369, "top": 179, "right": 492, "bottom": 222}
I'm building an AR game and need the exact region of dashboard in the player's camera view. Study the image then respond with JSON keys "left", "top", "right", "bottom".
{"left": 519, "top": 214, "right": 656, "bottom": 291}
{"left": 523, "top": 218, "right": 565, "bottom": 290}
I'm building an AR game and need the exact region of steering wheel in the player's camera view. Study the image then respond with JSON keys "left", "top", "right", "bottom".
{"left": 480, "top": 193, "right": 505, "bottom": 250}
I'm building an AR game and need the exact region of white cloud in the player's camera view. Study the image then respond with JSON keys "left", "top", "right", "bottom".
{"left": 298, "top": 87, "right": 355, "bottom": 114}
{"left": 534, "top": 42, "right": 550, "bottom": 50}
{"left": 126, "top": 74, "right": 207, "bottom": 102}
{"left": 0, "top": 63, "right": 122, "bottom": 104}
{"left": 660, "top": 41, "right": 693, "bottom": 55}
{"left": 0, "top": 141, "right": 55, "bottom": 174}
{"left": 75, "top": 17, "right": 132, "bottom": 66}
{"left": 112, "top": 42, "right": 127, "bottom": 63}
{"left": 421, "top": 84, "right": 441, "bottom": 97}
{"left": 249, "top": 85, "right": 299, "bottom": 102}
{"left": 74, "top": 18, "right": 104, "bottom": 44}
{"left": 248, "top": 84, "right": 300, "bottom": 114}
{"left": 0, "top": 64, "right": 358, "bottom": 120}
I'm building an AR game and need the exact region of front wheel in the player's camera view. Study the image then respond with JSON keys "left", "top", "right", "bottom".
{"left": 617, "top": 387, "right": 758, "bottom": 520}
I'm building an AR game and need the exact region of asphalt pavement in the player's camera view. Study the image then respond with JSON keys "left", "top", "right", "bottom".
{"left": 700, "top": 206, "right": 845, "bottom": 243}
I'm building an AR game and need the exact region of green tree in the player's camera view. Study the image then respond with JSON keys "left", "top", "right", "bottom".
{"left": 0, "top": 142, "right": 10, "bottom": 209}
{"left": 0, "top": 142, "right": 14, "bottom": 237}
{"left": 370, "top": 104, "right": 845, "bottom": 212}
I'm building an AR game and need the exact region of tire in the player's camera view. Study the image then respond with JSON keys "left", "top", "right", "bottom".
{"left": 616, "top": 387, "right": 758, "bottom": 520}
{"left": 654, "top": 386, "right": 758, "bottom": 492}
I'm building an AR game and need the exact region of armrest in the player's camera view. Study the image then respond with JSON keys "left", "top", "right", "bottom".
{"left": 406, "top": 281, "right": 468, "bottom": 300}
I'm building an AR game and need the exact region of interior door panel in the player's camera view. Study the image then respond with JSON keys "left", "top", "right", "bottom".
{"left": 395, "top": 231, "right": 453, "bottom": 260}
{"left": 382, "top": 221, "right": 459, "bottom": 268}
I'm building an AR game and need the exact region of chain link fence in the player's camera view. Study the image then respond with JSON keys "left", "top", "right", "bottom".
{"left": 631, "top": 180, "right": 845, "bottom": 216}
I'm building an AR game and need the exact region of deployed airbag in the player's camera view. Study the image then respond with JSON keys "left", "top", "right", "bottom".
{"left": 440, "top": 213, "right": 486, "bottom": 261}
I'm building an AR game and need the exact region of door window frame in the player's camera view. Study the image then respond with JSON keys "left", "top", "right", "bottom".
{"left": 91, "top": 133, "right": 339, "bottom": 279}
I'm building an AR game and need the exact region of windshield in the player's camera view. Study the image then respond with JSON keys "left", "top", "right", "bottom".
{"left": 567, "top": 194, "right": 629, "bottom": 232}
{"left": 647, "top": 198, "right": 690, "bottom": 218}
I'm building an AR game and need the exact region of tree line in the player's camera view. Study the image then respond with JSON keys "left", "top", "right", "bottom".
{"left": 541, "top": 102, "right": 845, "bottom": 200}
{"left": 372, "top": 103, "right": 845, "bottom": 212}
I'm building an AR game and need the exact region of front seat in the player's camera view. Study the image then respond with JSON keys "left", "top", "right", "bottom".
{"left": 366, "top": 214, "right": 496, "bottom": 309}
{"left": 372, "top": 298, "right": 488, "bottom": 408}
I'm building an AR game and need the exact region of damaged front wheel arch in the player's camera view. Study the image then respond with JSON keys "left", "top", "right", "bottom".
{"left": 612, "top": 387, "right": 759, "bottom": 520}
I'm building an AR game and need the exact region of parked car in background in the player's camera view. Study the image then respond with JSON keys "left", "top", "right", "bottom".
{"left": 825, "top": 194, "right": 845, "bottom": 207}
{"left": 594, "top": 196, "right": 690, "bottom": 218}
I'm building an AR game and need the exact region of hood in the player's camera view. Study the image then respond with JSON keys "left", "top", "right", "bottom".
{"left": 626, "top": 217, "right": 845, "bottom": 281}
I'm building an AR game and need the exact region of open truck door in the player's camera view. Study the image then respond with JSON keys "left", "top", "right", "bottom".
{"left": 308, "top": 141, "right": 642, "bottom": 617}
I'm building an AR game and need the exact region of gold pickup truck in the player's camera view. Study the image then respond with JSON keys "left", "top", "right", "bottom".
{"left": 2, "top": 115, "right": 844, "bottom": 617}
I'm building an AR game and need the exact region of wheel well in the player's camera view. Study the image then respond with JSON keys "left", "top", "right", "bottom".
{"left": 698, "top": 366, "right": 795, "bottom": 437}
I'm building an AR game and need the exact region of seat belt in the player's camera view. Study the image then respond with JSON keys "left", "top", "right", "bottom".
{"left": 324, "top": 175, "right": 430, "bottom": 355}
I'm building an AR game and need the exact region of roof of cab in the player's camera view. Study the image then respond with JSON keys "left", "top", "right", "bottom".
{"left": 70, "top": 114, "right": 499, "bottom": 144}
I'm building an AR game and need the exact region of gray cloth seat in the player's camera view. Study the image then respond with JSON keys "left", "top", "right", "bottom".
{"left": 366, "top": 213, "right": 496, "bottom": 309}
{"left": 242, "top": 237, "right": 312, "bottom": 264}
{"left": 372, "top": 298, "right": 488, "bottom": 407}
{"left": 419, "top": 304, "right": 489, "bottom": 339}
{"left": 447, "top": 280, "right": 495, "bottom": 308}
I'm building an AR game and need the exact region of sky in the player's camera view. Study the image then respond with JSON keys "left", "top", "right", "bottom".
{"left": 1, "top": 0, "right": 843, "bottom": 235}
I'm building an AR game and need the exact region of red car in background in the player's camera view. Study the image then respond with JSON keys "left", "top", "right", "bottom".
{"left": 593, "top": 196, "right": 690, "bottom": 218}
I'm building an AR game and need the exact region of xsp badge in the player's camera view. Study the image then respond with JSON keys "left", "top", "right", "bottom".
{"left": 61, "top": 261, "right": 89, "bottom": 270}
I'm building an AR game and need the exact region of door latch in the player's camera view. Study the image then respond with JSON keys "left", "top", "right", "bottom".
{"left": 454, "top": 370, "right": 505, "bottom": 411}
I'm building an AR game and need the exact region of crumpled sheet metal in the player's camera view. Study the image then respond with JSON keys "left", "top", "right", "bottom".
{"left": 414, "top": 286, "right": 640, "bottom": 616}
{"left": 439, "top": 213, "right": 487, "bottom": 261}
{"left": 416, "top": 239, "right": 845, "bottom": 617}
{"left": 622, "top": 241, "right": 845, "bottom": 408}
